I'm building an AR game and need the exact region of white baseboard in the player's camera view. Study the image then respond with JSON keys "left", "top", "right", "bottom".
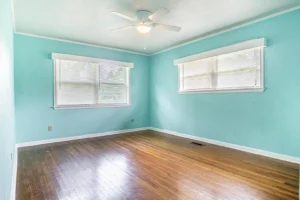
{"left": 11, "top": 126, "right": 299, "bottom": 200}
{"left": 15, "top": 126, "right": 300, "bottom": 164}
{"left": 10, "top": 146, "right": 18, "bottom": 200}
{"left": 16, "top": 127, "right": 150, "bottom": 148}
{"left": 11, "top": 127, "right": 149, "bottom": 199}
{"left": 150, "top": 127, "right": 300, "bottom": 164}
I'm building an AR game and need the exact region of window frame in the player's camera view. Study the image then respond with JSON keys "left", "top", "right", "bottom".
{"left": 52, "top": 53, "right": 133, "bottom": 110}
{"left": 175, "top": 39, "right": 265, "bottom": 94}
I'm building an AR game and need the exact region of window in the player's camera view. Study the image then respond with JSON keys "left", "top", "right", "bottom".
{"left": 175, "top": 39, "right": 265, "bottom": 93}
{"left": 52, "top": 53, "right": 133, "bottom": 109}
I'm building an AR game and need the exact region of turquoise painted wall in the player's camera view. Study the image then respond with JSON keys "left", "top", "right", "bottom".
{"left": 149, "top": 9, "right": 300, "bottom": 158}
{"left": 0, "top": 0, "right": 16, "bottom": 199}
{"left": 14, "top": 34, "right": 149, "bottom": 143}
{"left": 14, "top": 9, "right": 300, "bottom": 160}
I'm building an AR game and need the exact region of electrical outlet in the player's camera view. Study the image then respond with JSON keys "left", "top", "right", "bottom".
{"left": 131, "top": 119, "right": 134, "bottom": 123}
{"left": 48, "top": 126, "right": 52, "bottom": 131}
{"left": 11, "top": 153, "right": 12, "bottom": 160}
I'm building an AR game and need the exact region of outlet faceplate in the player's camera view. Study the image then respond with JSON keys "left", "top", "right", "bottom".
{"left": 48, "top": 126, "right": 52, "bottom": 131}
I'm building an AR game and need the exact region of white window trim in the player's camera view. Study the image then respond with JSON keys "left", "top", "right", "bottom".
{"left": 52, "top": 53, "right": 134, "bottom": 68}
{"left": 52, "top": 53, "right": 133, "bottom": 110}
{"left": 174, "top": 38, "right": 266, "bottom": 65}
{"left": 178, "top": 87, "right": 265, "bottom": 94}
{"left": 175, "top": 39, "right": 266, "bottom": 94}
{"left": 53, "top": 103, "right": 131, "bottom": 110}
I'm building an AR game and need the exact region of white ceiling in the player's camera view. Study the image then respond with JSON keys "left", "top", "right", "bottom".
{"left": 13, "top": 0, "right": 300, "bottom": 55}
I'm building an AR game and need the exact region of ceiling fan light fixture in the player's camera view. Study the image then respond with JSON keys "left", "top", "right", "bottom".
{"left": 136, "top": 25, "right": 152, "bottom": 33}
{"left": 111, "top": 9, "right": 182, "bottom": 34}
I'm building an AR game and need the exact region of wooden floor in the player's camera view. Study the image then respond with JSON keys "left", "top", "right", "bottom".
{"left": 16, "top": 130, "right": 299, "bottom": 200}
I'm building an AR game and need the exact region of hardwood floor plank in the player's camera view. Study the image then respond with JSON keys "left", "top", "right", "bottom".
{"left": 16, "top": 130, "right": 299, "bottom": 200}
{"left": 125, "top": 133, "right": 298, "bottom": 199}
{"left": 114, "top": 134, "right": 280, "bottom": 199}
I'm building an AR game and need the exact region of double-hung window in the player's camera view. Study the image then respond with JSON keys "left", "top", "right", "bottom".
{"left": 52, "top": 53, "right": 133, "bottom": 109}
{"left": 175, "top": 39, "right": 265, "bottom": 93}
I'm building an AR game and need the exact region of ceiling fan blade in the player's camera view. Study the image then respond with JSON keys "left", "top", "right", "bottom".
{"left": 110, "top": 25, "right": 134, "bottom": 32}
{"left": 153, "top": 23, "right": 182, "bottom": 32}
{"left": 111, "top": 11, "right": 137, "bottom": 21}
{"left": 148, "top": 8, "right": 169, "bottom": 21}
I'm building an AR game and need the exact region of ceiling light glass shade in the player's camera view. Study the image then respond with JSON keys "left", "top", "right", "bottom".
{"left": 136, "top": 25, "right": 152, "bottom": 33}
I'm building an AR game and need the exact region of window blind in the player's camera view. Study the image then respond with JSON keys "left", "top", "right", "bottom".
{"left": 53, "top": 53, "right": 132, "bottom": 109}
{"left": 56, "top": 60, "right": 98, "bottom": 105}
{"left": 180, "top": 58, "right": 214, "bottom": 90}
{"left": 178, "top": 46, "right": 264, "bottom": 93}
{"left": 217, "top": 48, "right": 261, "bottom": 89}
{"left": 99, "top": 65, "right": 128, "bottom": 104}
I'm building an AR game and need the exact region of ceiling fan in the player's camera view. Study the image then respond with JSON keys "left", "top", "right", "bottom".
{"left": 110, "top": 8, "right": 182, "bottom": 34}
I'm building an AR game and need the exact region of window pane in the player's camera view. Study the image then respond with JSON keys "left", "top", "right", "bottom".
{"left": 56, "top": 60, "right": 97, "bottom": 105}
{"left": 217, "top": 70, "right": 258, "bottom": 88}
{"left": 98, "top": 84, "right": 127, "bottom": 104}
{"left": 100, "top": 65, "right": 126, "bottom": 84}
{"left": 183, "top": 76, "right": 212, "bottom": 90}
{"left": 217, "top": 48, "right": 261, "bottom": 89}
{"left": 181, "top": 58, "right": 213, "bottom": 90}
{"left": 217, "top": 48, "right": 260, "bottom": 72}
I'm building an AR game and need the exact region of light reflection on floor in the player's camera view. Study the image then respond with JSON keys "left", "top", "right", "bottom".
{"left": 96, "top": 154, "right": 129, "bottom": 199}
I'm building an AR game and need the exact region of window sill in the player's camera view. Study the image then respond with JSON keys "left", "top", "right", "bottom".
{"left": 178, "top": 87, "right": 265, "bottom": 94}
{"left": 53, "top": 104, "right": 131, "bottom": 110}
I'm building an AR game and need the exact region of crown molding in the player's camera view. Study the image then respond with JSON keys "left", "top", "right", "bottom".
{"left": 150, "top": 5, "right": 300, "bottom": 56}
{"left": 11, "top": 0, "right": 149, "bottom": 56}
{"left": 14, "top": 32, "right": 149, "bottom": 56}
{"left": 11, "top": 0, "right": 300, "bottom": 56}
{"left": 11, "top": 0, "right": 147, "bottom": 56}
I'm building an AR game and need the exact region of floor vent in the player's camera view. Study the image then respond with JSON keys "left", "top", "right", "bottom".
{"left": 191, "top": 141, "right": 204, "bottom": 146}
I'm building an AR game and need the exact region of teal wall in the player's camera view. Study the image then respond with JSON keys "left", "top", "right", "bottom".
{"left": 13, "top": 9, "right": 300, "bottom": 159}
{"left": 6, "top": 5, "right": 300, "bottom": 199}
{"left": 0, "top": 0, "right": 16, "bottom": 199}
{"left": 149, "top": 9, "right": 300, "bottom": 158}
{"left": 14, "top": 34, "right": 149, "bottom": 143}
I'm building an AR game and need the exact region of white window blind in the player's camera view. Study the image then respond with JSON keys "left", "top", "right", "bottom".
{"left": 57, "top": 60, "right": 98, "bottom": 106}
{"left": 99, "top": 65, "right": 128, "bottom": 104}
{"left": 53, "top": 53, "right": 133, "bottom": 109}
{"left": 176, "top": 39, "right": 265, "bottom": 93}
{"left": 180, "top": 58, "right": 214, "bottom": 90}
